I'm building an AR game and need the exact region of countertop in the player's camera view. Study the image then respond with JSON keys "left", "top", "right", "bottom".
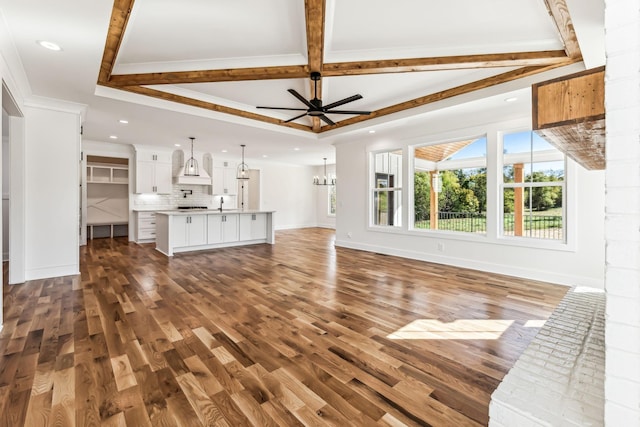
{"left": 155, "top": 209, "right": 274, "bottom": 216}
{"left": 132, "top": 207, "right": 175, "bottom": 212}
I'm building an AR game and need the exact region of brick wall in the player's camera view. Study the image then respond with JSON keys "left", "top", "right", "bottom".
{"left": 489, "top": 288, "right": 605, "bottom": 427}
{"left": 604, "top": 0, "right": 640, "bottom": 425}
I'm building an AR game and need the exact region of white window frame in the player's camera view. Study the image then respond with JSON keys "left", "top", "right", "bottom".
{"left": 369, "top": 149, "right": 403, "bottom": 229}
{"left": 410, "top": 135, "right": 488, "bottom": 236}
{"left": 498, "top": 129, "right": 575, "bottom": 250}
{"left": 328, "top": 184, "right": 336, "bottom": 217}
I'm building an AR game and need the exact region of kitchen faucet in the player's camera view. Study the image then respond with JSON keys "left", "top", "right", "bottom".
{"left": 181, "top": 189, "right": 192, "bottom": 198}
{"left": 219, "top": 196, "right": 224, "bottom": 212}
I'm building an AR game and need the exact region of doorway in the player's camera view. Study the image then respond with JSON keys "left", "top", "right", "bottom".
{"left": 2, "top": 109, "right": 9, "bottom": 262}
{"left": 237, "top": 169, "right": 261, "bottom": 210}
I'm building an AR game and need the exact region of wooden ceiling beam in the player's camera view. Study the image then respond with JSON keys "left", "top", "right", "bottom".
{"left": 320, "top": 60, "right": 579, "bottom": 132}
{"left": 542, "top": 0, "right": 582, "bottom": 59}
{"left": 305, "top": 0, "right": 325, "bottom": 73}
{"left": 304, "top": 0, "right": 325, "bottom": 132}
{"left": 321, "top": 51, "right": 570, "bottom": 76}
{"left": 98, "top": 0, "right": 135, "bottom": 84}
{"left": 107, "top": 65, "right": 310, "bottom": 86}
{"left": 98, "top": 83, "right": 312, "bottom": 132}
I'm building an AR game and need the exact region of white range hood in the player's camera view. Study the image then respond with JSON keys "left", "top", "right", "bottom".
{"left": 175, "top": 166, "right": 212, "bottom": 185}
{"left": 174, "top": 149, "right": 213, "bottom": 185}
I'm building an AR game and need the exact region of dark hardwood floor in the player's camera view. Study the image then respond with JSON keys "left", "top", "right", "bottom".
{"left": 0, "top": 228, "right": 567, "bottom": 426}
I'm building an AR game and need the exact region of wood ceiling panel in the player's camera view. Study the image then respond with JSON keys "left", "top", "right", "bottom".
{"left": 415, "top": 140, "right": 474, "bottom": 162}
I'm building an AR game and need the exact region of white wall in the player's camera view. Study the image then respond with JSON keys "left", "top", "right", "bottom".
{"left": 604, "top": 0, "right": 640, "bottom": 424}
{"left": 335, "top": 117, "right": 606, "bottom": 288}
{"left": 24, "top": 104, "right": 81, "bottom": 280}
{"left": 255, "top": 160, "right": 317, "bottom": 230}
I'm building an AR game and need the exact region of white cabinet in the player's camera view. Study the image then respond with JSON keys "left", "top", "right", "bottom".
{"left": 154, "top": 211, "right": 273, "bottom": 256}
{"left": 239, "top": 213, "right": 267, "bottom": 241}
{"left": 212, "top": 164, "right": 237, "bottom": 195}
{"left": 134, "top": 147, "right": 173, "bottom": 194}
{"left": 136, "top": 211, "right": 157, "bottom": 241}
{"left": 207, "top": 214, "right": 239, "bottom": 244}
{"left": 172, "top": 215, "right": 207, "bottom": 248}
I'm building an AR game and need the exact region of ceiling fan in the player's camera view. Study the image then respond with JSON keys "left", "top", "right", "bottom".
{"left": 257, "top": 72, "right": 371, "bottom": 126}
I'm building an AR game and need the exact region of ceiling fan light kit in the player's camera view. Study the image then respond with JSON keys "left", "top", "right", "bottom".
{"left": 257, "top": 72, "right": 371, "bottom": 126}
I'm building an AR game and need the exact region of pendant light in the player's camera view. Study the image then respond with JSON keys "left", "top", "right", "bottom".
{"left": 184, "top": 137, "right": 199, "bottom": 176}
{"left": 313, "top": 158, "right": 336, "bottom": 185}
{"left": 237, "top": 144, "right": 250, "bottom": 180}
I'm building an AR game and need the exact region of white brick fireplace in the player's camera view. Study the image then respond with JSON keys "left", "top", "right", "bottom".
{"left": 604, "top": 0, "right": 640, "bottom": 425}
{"left": 491, "top": 1, "right": 640, "bottom": 426}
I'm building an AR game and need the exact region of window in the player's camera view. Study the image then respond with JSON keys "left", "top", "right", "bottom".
{"left": 328, "top": 184, "right": 336, "bottom": 216}
{"left": 413, "top": 137, "right": 487, "bottom": 234}
{"left": 372, "top": 150, "right": 402, "bottom": 227}
{"left": 502, "top": 131, "right": 565, "bottom": 241}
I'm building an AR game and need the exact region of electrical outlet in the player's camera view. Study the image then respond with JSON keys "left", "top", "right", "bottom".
{"left": 437, "top": 243, "right": 444, "bottom": 252}
{"left": 347, "top": 232, "right": 352, "bottom": 238}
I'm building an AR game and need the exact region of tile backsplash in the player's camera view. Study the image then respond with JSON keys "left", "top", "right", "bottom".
{"left": 132, "top": 184, "right": 237, "bottom": 210}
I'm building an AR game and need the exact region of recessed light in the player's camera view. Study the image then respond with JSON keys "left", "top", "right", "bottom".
{"left": 109, "top": 135, "right": 118, "bottom": 139}
{"left": 369, "top": 130, "right": 376, "bottom": 134}
{"left": 262, "top": 155, "right": 268, "bottom": 158}
{"left": 174, "top": 144, "right": 181, "bottom": 147}
{"left": 119, "top": 119, "right": 129, "bottom": 124}
{"left": 294, "top": 147, "right": 300, "bottom": 151}
{"left": 36, "top": 40, "right": 62, "bottom": 51}
{"left": 504, "top": 97, "right": 518, "bottom": 103}
{"left": 221, "top": 149, "right": 228, "bottom": 153}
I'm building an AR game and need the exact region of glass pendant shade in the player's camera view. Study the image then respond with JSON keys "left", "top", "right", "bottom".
{"left": 184, "top": 137, "right": 199, "bottom": 176}
{"left": 237, "top": 144, "right": 250, "bottom": 180}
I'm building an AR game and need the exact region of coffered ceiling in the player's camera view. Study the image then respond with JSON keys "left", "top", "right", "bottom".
{"left": 98, "top": 0, "right": 582, "bottom": 134}
{"left": 0, "top": 0, "right": 604, "bottom": 164}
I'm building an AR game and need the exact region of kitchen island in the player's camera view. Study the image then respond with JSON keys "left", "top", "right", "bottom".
{"left": 155, "top": 209, "right": 275, "bottom": 256}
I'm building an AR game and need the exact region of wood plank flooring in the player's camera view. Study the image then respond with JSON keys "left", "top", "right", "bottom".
{"left": 0, "top": 228, "right": 568, "bottom": 426}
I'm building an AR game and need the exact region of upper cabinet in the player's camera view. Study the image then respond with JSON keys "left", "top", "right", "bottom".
{"left": 134, "top": 145, "right": 173, "bottom": 194}
{"left": 212, "top": 160, "right": 238, "bottom": 195}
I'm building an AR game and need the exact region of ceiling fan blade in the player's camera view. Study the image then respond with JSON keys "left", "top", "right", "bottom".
{"left": 319, "top": 114, "right": 336, "bottom": 126}
{"left": 322, "top": 94, "right": 363, "bottom": 110}
{"left": 325, "top": 110, "right": 371, "bottom": 115}
{"left": 284, "top": 112, "right": 309, "bottom": 123}
{"left": 257, "top": 106, "right": 308, "bottom": 111}
{"left": 287, "top": 89, "right": 316, "bottom": 109}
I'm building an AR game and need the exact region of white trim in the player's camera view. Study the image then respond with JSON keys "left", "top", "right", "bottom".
{"left": 24, "top": 95, "right": 87, "bottom": 119}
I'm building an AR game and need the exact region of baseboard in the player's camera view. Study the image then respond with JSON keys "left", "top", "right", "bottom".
{"left": 25, "top": 265, "right": 80, "bottom": 281}
{"left": 274, "top": 223, "right": 318, "bottom": 231}
{"left": 334, "top": 238, "right": 604, "bottom": 288}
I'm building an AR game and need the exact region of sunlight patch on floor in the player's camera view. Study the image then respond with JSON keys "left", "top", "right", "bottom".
{"left": 387, "top": 319, "right": 515, "bottom": 340}
{"left": 523, "top": 319, "right": 546, "bottom": 328}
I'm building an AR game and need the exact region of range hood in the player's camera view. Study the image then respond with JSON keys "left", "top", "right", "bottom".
{"left": 174, "top": 145, "right": 213, "bottom": 185}
{"left": 175, "top": 165, "right": 212, "bottom": 185}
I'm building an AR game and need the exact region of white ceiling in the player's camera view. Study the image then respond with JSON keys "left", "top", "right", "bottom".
{"left": 0, "top": 0, "right": 604, "bottom": 165}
